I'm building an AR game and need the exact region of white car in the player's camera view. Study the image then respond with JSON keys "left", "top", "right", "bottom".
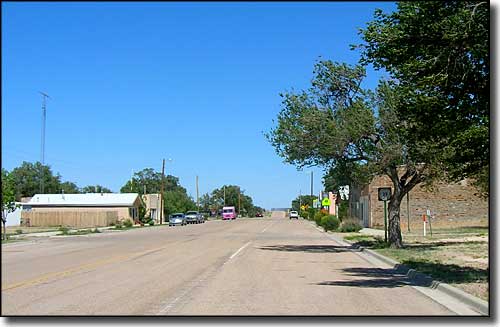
{"left": 289, "top": 211, "right": 299, "bottom": 219}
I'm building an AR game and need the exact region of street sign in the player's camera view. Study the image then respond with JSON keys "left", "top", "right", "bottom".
{"left": 321, "top": 198, "right": 331, "bottom": 206}
{"left": 378, "top": 187, "right": 392, "bottom": 201}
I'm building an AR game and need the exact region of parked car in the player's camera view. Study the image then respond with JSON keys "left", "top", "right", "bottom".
{"left": 222, "top": 206, "right": 237, "bottom": 220}
{"left": 255, "top": 212, "right": 264, "bottom": 217}
{"left": 185, "top": 211, "right": 202, "bottom": 224}
{"left": 289, "top": 211, "right": 299, "bottom": 219}
{"left": 169, "top": 213, "right": 186, "bottom": 226}
{"left": 197, "top": 212, "right": 205, "bottom": 224}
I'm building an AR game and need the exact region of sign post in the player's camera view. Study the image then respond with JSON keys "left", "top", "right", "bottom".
{"left": 427, "top": 209, "right": 433, "bottom": 236}
{"left": 378, "top": 188, "right": 391, "bottom": 243}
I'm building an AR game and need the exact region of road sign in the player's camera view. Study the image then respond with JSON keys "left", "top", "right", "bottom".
{"left": 378, "top": 187, "right": 392, "bottom": 201}
{"left": 321, "top": 198, "right": 331, "bottom": 206}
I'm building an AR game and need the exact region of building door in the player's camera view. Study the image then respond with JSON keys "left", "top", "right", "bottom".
{"left": 360, "top": 196, "right": 369, "bottom": 227}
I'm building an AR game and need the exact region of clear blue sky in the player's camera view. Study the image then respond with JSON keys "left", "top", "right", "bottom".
{"left": 2, "top": 2, "right": 396, "bottom": 209}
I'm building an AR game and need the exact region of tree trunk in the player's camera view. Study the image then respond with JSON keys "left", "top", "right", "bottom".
{"left": 1, "top": 211, "right": 6, "bottom": 241}
{"left": 387, "top": 195, "right": 404, "bottom": 248}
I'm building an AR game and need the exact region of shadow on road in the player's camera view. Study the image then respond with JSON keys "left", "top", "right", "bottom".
{"left": 314, "top": 267, "right": 428, "bottom": 289}
{"left": 258, "top": 244, "right": 358, "bottom": 253}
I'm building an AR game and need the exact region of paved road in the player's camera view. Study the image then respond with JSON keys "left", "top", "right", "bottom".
{"left": 2, "top": 212, "right": 455, "bottom": 315}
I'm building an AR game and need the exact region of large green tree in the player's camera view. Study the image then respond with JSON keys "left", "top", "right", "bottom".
{"left": 267, "top": 61, "right": 441, "bottom": 248}
{"left": 1, "top": 169, "right": 17, "bottom": 240}
{"left": 291, "top": 195, "right": 317, "bottom": 212}
{"left": 208, "top": 185, "right": 260, "bottom": 217}
{"left": 120, "top": 168, "right": 196, "bottom": 218}
{"left": 60, "top": 181, "right": 80, "bottom": 194}
{"left": 357, "top": 1, "right": 489, "bottom": 195}
{"left": 81, "top": 185, "right": 112, "bottom": 193}
{"left": 9, "top": 161, "right": 63, "bottom": 200}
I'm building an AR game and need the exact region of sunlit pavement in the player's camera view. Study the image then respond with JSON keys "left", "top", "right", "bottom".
{"left": 2, "top": 212, "right": 454, "bottom": 315}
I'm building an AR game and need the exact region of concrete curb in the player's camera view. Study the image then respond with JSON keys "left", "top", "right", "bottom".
{"left": 312, "top": 223, "right": 489, "bottom": 315}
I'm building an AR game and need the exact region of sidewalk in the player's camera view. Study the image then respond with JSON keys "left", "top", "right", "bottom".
{"left": 359, "top": 227, "right": 385, "bottom": 237}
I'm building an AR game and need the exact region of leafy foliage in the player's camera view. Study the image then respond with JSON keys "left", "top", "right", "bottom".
{"left": 81, "top": 185, "right": 112, "bottom": 193}
{"left": 338, "top": 218, "right": 363, "bottom": 233}
{"left": 291, "top": 195, "right": 317, "bottom": 211}
{"left": 321, "top": 215, "right": 340, "bottom": 232}
{"left": 268, "top": 60, "right": 437, "bottom": 247}
{"left": 1, "top": 169, "right": 18, "bottom": 239}
{"left": 9, "top": 161, "right": 62, "bottom": 199}
{"left": 357, "top": 1, "right": 489, "bottom": 195}
{"left": 119, "top": 168, "right": 197, "bottom": 218}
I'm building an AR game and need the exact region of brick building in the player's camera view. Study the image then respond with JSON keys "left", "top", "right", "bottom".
{"left": 350, "top": 174, "right": 488, "bottom": 229}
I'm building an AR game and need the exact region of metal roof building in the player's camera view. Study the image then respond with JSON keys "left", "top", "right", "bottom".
{"left": 25, "top": 193, "right": 141, "bottom": 207}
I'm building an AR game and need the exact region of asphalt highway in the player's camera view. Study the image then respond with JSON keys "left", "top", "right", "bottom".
{"left": 1, "top": 211, "right": 454, "bottom": 315}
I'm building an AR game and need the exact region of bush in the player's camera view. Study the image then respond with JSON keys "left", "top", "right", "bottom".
{"left": 307, "top": 208, "right": 316, "bottom": 220}
{"left": 148, "top": 220, "right": 155, "bottom": 226}
{"left": 115, "top": 221, "right": 123, "bottom": 229}
{"left": 123, "top": 220, "right": 133, "bottom": 228}
{"left": 92, "top": 228, "right": 101, "bottom": 233}
{"left": 58, "top": 226, "right": 70, "bottom": 235}
{"left": 15, "top": 229, "right": 23, "bottom": 235}
{"left": 314, "top": 210, "right": 328, "bottom": 226}
{"left": 321, "top": 215, "right": 340, "bottom": 232}
{"left": 339, "top": 218, "right": 363, "bottom": 233}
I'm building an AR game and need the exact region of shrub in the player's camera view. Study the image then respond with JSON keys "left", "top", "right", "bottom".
{"left": 109, "top": 222, "right": 115, "bottom": 227}
{"left": 307, "top": 208, "right": 316, "bottom": 220}
{"left": 15, "top": 229, "right": 23, "bottom": 235}
{"left": 148, "top": 220, "right": 155, "bottom": 226}
{"left": 123, "top": 219, "right": 133, "bottom": 228}
{"left": 58, "top": 226, "right": 70, "bottom": 235}
{"left": 314, "top": 210, "right": 327, "bottom": 226}
{"left": 115, "top": 221, "right": 123, "bottom": 229}
{"left": 92, "top": 228, "right": 101, "bottom": 233}
{"left": 339, "top": 218, "right": 363, "bottom": 233}
{"left": 321, "top": 215, "right": 340, "bottom": 232}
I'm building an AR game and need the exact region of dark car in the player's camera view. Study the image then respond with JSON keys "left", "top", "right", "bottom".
{"left": 255, "top": 212, "right": 264, "bottom": 217}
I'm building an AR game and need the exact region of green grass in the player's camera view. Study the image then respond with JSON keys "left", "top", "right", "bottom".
{"left": 341, "top": 232, "right": 489, "bottom": 300}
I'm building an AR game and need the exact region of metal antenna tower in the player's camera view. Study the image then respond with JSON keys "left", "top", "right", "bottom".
{"left": 39, "top": 91, "right": 50, "bottom": 193}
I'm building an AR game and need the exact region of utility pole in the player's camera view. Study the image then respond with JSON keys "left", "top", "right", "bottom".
{"left": 39, "top": 91, "right": 50, "bottom": 193}
{"left": 299, "top": 189, "right": 302, "bottom": 212}
{"left": 160, "top": 159, "right": 165, "bottom": 225}
{"left": 196, "top": 175, "right": 199, "bottom": 211}
{"left": 310, "top": 171, "right": 314, "bottom": 207}
{"left": 238, "top": 187, "right": 241, "bottom": 216}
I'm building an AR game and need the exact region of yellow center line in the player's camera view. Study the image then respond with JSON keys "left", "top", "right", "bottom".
{"left": 2, "top": 245, "right": 171, "bottom": 292}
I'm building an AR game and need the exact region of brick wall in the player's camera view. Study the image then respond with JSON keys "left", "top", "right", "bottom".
{"left": 361, "top": 175, "right": 488, "bottom": 229}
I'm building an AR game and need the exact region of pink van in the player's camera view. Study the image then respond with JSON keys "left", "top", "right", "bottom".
{"left": 222, "top": 206, "right": 237, "bottom": 220}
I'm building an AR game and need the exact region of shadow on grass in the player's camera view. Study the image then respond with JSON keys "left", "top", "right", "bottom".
{"left": 404, "top": 240, "right": 487, "bottom": 250}
{"left": 258, "top": 244, "right": 359, "bottom": 253}
{"left": 401, "top": 260, "right": 489, "bottom": 284}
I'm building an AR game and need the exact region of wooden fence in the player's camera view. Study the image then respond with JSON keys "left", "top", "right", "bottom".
{"left": 22, "top": 210, "right": 119, "bottom": 228}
